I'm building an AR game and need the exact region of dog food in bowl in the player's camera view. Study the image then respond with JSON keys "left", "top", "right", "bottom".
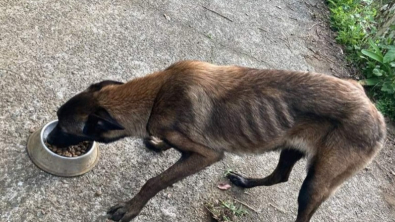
{"left": 45, "top": 141, "right": 91, "bottom": 157}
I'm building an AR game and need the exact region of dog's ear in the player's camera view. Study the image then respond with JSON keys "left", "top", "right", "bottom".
{"left": 92, "top": 107, "right": 124, "bottom": 130}
{"left": 85, "top": 107, "right": 124, "bottom": 135}
{"left": 87, "top": 80, "right": 124, "bottom": 92}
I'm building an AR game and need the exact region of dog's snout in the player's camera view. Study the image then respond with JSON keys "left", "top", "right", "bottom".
{"left": 46, "top": 133, "right": 55, "bottom": 144}
{"left": 46, "top": 128, "right": 57, "bottom": 144}
{"left": 46, "top": 124, "right": 63, "bottom": 145}
{"left": 45, "top": 124, "right": 89, "bottom": 147}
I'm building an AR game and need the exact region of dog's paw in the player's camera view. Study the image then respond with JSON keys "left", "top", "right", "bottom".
{"left": 226, "top": 172, "right": 251, "bottom": 188}
{"left": 107, "top": 202, "right": 139, "bottom": 222}
{"left": 143, "top": 136, "right": 170, "bottom": 152}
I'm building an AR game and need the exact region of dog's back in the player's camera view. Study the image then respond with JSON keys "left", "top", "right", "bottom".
{"left": 151, "top": 61, "right": 386, "bottom": 156}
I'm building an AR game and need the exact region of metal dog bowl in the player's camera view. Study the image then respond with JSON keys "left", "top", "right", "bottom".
{"left": 27, "top": 120, "right": 100, "bottom": 177}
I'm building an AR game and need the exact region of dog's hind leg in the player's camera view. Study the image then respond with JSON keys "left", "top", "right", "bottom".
{"left": 143, "top": 136, "right": 171, "bottom": 152}
{"left": 227, "top": 149, "right": 304, "bottom": 188}
{"left": 295, "top": 147, "right": 377, "bottom": 222}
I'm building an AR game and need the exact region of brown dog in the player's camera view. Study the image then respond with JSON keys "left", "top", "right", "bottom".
{"left": 47, "top": 60, "right": 386, "bottom": 222}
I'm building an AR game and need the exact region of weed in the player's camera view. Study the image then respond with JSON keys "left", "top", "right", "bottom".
{"left": 328, "top": 0, "right": 377, "bottom": 47}
{"left": 205, "top": 199, "right": 249, "bottom": 222}
{"left": 221, "top": 201, "right": 249, "bottom": 217}
{"left": 360, "top": 39, "right": 395, "bottom": 94}
{"left": 328, "top": 0, "right": 395, "bottom": 119}
{"left": 224, "top": 169, "right": 233, "bottom": 177}
{"left": 376, "top": 96, "right": 395, "bottom": 120}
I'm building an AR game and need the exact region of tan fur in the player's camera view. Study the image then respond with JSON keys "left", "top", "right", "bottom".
{"left": 87, "top": 61, "right": 386, "bottom": 222}
{"left": 98, "top": 61, "right": 385, "bottom": 153}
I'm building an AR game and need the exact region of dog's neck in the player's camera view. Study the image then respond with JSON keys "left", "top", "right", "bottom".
{"left": 97, "top": 71, "right": 171, "bottom": 138}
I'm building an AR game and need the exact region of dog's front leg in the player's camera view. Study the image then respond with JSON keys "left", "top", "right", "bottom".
{"left": 107, "top": 131, "right": 223, "bottom": 222}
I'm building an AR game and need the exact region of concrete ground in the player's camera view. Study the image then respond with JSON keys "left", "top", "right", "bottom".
{"left": 1, "top": 0, "right": 394, "bottom": 221}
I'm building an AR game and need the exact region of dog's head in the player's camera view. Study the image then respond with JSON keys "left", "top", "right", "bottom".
{"left": 47, "top": 80, "right": 127, "bottom": 147}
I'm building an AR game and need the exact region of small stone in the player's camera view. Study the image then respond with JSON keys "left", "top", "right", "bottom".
{"left": 95, "top": 189, "right": 102, "bottom": 197}
{"left": 163, "top": 14, "right": 171, "bottom": 21}
{"left": 29, "top": 127, "right": 35, "bottom": 133}
{"left": 161, "top": 207, "right": 176, "bottom": 218}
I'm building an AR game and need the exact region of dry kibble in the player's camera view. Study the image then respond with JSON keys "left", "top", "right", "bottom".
{"left": 45, "top": 141, "right": 91, "bottom": 158}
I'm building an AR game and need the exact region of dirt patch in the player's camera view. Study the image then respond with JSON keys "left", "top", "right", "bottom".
{"left": 377, "top": 129, "right": 395, "bottom": 214}
{"left": 301, "top": 1, "right": 357, "bottom": 79}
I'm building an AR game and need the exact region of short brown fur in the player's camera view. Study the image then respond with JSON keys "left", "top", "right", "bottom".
{"left": 51, "top": 61, "right": 386, "bottom": 222}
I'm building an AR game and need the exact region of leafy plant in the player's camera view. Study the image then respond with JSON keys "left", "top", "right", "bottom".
{"left": 328, "top": 0, "right": 395, "bottom": 119}
{"left": 327, "top": 0, "right": 377, "bottom": 47}
{"left": 205, "top": 200, "right": 249, "bottom": 222}
{"left": 221, "top": 201, "right": 249, "bottom": 217}
{"left": 376, "top": 96, "right": 395, "bottom": 120}
{"left": 360, "top": 39, "right": 395, "bottom": 94}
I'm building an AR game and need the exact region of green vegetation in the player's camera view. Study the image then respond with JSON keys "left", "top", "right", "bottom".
{"left": 327, "top": 0, "right": 395, "bottom": 120}
{"left": 205, "top": 200, "right": 249, "bottom": 222}
{"left": 220, "top": 200, "right": 249, "bottom": 217}
{"left": 224, "top": 169, "right": 233, "bottom": 177}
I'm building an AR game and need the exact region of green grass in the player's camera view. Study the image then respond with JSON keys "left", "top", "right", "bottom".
{"left": 327, "top": 0, "right": 395, "bottom": 120}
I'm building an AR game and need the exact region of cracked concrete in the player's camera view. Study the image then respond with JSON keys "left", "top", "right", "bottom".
{"left": 1, "top": 0, "right": 394, "bottom": 221}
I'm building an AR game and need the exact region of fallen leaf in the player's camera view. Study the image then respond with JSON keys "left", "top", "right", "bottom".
{"left": 217, "top": 183, "right": 231, "bottom": 190}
